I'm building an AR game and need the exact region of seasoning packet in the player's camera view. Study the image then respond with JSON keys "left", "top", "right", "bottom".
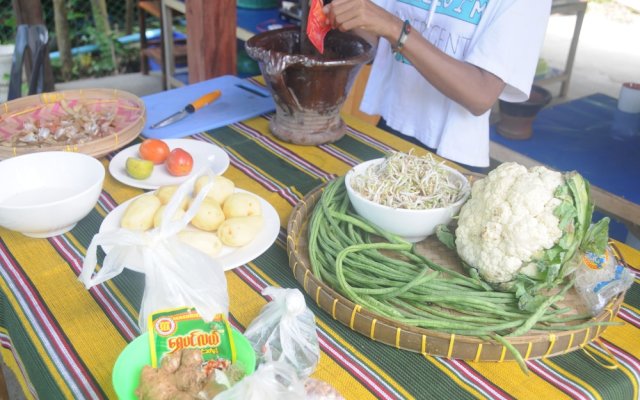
{"left": 149, "top": 306, "right": 236, "bottom": 369}
{"left": 307, "top": 0, "right": 331, "bottom": 54}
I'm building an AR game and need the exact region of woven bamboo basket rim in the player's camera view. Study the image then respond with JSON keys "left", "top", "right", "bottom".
{"left": 0, "top": 88, "right": 146, "bottom": 160}
{"left": 287, "top": 182, "right": 626, "bottom": 362}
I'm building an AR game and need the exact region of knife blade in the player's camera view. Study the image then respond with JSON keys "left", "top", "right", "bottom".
{"left": 150, "top": 90, "right": 222, "bottom": 129}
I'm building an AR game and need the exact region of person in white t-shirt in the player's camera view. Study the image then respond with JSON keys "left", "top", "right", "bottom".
{"left": 323, "top": 0, "right": 551, "bottom": 169}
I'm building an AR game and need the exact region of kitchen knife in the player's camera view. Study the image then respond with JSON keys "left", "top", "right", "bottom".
{"left": 150, "top": 90, "right": 222, "bottom": 129}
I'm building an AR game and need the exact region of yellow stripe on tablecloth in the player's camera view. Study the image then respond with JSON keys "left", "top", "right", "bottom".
{"left": 343, "top": 114, "right": 421, "bottom": 154}
{"left": 226, "top": 273, "right": 381, "bottom": 399}
{"left": 0, "top": 232, "right": 88, "bottom": 399}
{"left": 2, "top": 229, "right": 127, "bottom": 400}
{"left": 226, "top": 263, "right": 277, "bottom": 327}
{"left": 312, "top": 361, "right": 380, "bottom": 400}
{"left": 237, "top": 118, "right": 355, "bottom": 177}
{"left": 601, "top": 323, "right": 640, "bottom": 399}
{"left": 63, "top": 234, "right": 140, "bottom": 318}
{"left": 606, "top": 241, "right": 640, "bottom": 400}
{"left": 616, "top": 242, "right": 640, "bottom": 268}
{"left": 226, "top": 258, "right": 410, "bottom": 400}
{"left": 468, "top": 360, "right": 570, "bottom": 399}
{"left": 342, "top": 114, "right": 465, "bottom": 168}
{"left": 0, "top": 327, "right": 37, "bottom": 400}
{"left": 315, "top": 318, "right": 414, "bottom": 400}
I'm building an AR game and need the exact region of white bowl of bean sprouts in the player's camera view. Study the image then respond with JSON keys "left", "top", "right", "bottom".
{"left": 345, "top": 153, "right": 470, "bottom": 243}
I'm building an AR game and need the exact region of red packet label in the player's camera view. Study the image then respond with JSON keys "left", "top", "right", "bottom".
{"left": 307, "top": 0, "right": 331, "bottom": 54}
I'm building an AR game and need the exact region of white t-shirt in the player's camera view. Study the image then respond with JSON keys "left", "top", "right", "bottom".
{"left": 361, "top": 0, "right": 552, "bottom": 167}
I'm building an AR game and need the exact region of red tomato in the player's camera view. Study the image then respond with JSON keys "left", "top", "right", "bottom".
{"left": 139, "top": 139, "right": 170, "bottom": 164}
{"left": 166, "top": 148, "right": 193, "bottom": 176}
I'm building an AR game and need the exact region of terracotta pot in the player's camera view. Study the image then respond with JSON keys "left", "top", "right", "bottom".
{"left": 245, "top": 27, "right": 374, "bottom": 145}
{"left": 496, "top": 85, "right": 552, "bottom": 140}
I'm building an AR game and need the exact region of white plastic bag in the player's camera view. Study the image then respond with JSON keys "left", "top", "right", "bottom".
{"left": 243, "top": 287, "right": 320, "bottom": 378}
{"left": 213, "top": 360, "right": 306, "bottom": 400}
{"left": 79, "top": 171, "right": 229, "bottom": 331}
{"left": 574, "top": 245, "right": 634, "bottom": 315}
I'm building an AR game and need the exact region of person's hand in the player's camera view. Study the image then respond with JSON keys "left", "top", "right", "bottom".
{"left": 322, "top": 0, "right": 395, "bottom": 39}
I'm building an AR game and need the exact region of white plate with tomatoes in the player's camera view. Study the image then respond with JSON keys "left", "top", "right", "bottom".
{"left": 109, "top": 138, "right": 230, "bottom": 190}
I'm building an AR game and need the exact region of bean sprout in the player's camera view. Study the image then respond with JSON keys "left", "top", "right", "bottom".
{"left": 350, "top": 151, "right": 465, "bottom": 210}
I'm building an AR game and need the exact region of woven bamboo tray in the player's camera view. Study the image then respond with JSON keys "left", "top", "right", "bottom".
{"left": 0, "top": 89, "right": 146, "bottom": 160}
{"left": 287, "top": 183, "right": 625, "bottom": 362}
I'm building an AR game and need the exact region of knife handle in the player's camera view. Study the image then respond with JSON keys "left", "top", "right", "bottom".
{"left": 189, "top": 90, "right": 222, "bottom": 112}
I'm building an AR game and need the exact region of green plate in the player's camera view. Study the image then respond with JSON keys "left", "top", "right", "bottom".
{"left": 112, "top": 329, "right": 256, "bottom": 400}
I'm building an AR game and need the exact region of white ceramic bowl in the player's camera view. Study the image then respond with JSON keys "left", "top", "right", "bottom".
{"left": 0, "top": 152, "right": 105, "bottom": 238}
{"left": 345, "top": 158, "right": 470, "bottom": 243}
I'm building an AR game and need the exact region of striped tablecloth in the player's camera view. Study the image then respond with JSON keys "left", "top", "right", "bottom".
{"left": 1, "top": 112, "right": 639, "bottom": 400}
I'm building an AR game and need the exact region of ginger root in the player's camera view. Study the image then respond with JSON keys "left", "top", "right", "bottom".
{"left": 135, "top": 349, "right": 207, "bottom": 400}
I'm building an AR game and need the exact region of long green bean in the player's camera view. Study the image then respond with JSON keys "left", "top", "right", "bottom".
{"left": 306, "top": 177, "right": 606, "bottom": 347}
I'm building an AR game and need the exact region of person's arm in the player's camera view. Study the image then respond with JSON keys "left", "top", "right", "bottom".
{"left": 324, "top": 0, "right": 506, "bottom": 116}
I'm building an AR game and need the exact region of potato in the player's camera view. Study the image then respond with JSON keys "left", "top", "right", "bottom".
{"left": 222, "top": 192, "right": 262, "bottom": 218}
{"left": 217, "top": 215, "right": 264, "bottom": 247}
{"left": 194, "top": 175, "right": 235, "bottom": 205}
{"left": 177, "top": 230, "right": 223, "bottom": 258}
{"left": 152, "top": 205, "right": 186, "bottom": 228}
{"left": 190, "top": 198, "right": 225, "bottom": 231}
{"left": 121, "top": 194, "right": 162, "bottom": 230}
{"left": 155, "top": 185, "right": 190, "bottom": 210}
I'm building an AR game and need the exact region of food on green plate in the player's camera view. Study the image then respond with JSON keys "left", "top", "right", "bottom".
{"left": 135, "top": 349, "right": 247, "bottom": 400}
{"left": 218, "top": 215, "right": 264, "bottom": 247}
{"left": 194, "top": 175, "right": 235, "bottom": 205}
{"left": 191, "top": 198, "right": 226, "bottom": 232}
{"left": 121, "top": 194, "right": 162, "bottom": 230}
{"left": 177, "top": 230, "right": 223, "bottom": 258}
{"left": 136, "top": 348, "right": 208, "bottom": 400}
{"left": 126, "top": 157, "right": 154, "bottom": 180}
{"left": 350, "top": 151, "right": 465, "bottom": 210}
{"left": 222, "top": 192, "right": 262, "bottom": 218}
{"left": 453, "top": 162, "right": 609, "bottom": 309}
{"left": 137, "top": 309, "right": 246, "bottom": 400}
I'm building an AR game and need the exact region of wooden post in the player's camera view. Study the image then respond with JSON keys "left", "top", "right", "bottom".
{"left": 185, "top": 0, "right": 236, "bottom": 83}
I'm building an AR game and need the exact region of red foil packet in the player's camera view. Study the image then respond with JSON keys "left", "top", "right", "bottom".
{"left": 307, "top": 0, "right": 331, "bottom": 53}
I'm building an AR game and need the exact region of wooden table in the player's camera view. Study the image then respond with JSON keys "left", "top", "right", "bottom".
{"left": 0, "top": 94, "right": 639, "bottom": 399}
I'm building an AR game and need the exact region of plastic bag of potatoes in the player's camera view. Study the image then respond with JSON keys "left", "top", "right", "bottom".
{"left": 79, "top": 170, "right": 229, "bottom": 331}
{"left": 121, "top": 174, "right": 264, "bottom": 256}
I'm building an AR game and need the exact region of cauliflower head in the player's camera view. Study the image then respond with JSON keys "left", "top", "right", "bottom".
{"left": 455, "top": 163, "right": 565, "bottom": 285}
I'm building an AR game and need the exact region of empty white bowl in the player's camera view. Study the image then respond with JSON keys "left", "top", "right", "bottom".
{"left": 345, "top": 158, "right": 470, "bottom": 243}
{"left": 0, "top": 152, "right": 105, "bottom": 238}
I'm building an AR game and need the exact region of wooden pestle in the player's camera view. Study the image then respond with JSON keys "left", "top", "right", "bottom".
{"left": 300, "top": 0, "right": 312, "bottom": 55}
